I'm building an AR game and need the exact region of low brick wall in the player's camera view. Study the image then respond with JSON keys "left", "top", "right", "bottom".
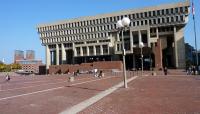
{"left": 49, "top": 61, "right": 123, "bottom": 74}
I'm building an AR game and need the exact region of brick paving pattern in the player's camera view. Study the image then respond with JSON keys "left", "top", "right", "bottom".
{"left": 80, "top": 76, "right": 200, "bottom": 114}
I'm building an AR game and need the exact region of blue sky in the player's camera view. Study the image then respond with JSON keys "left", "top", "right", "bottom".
{"left": 0, "top": 0, "right": 199, "bottom": 64}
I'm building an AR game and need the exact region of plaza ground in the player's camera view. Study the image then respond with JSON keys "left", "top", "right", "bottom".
{"left": 0, "top": 70, "right": 200, "bottom": 114}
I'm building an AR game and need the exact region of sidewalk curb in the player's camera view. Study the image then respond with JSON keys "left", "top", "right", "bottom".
{"left": 60, "top": 76, "right": 138, "bottom": 114}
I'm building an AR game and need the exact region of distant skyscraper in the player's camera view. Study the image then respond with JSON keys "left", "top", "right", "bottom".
{"left": 14, "top": 50, "right": 24, "bottom": 63}
{"left": 26, "top": 50, "right": 35, "bottom": 60}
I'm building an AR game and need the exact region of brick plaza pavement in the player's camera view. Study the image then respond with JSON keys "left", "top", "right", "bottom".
{"left": 0, "top": 71, "right": 200, "bottom": 114}
{"left": 80, "top": 75, "right": 200, "bottom": 114}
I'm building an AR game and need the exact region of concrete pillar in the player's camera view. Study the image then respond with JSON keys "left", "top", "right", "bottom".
{"left": 56, "top": 44, "right": 59, "bottom": 65}
{"left": 100, "top": 45, "right": 103, "bottom": 55}
{"left": 80, "top": 46, "right": 83, "bottom": 56}
{"left": 173, "top": 26, "right": 178, "bottom": 68}
{"left": 61, "top": 44, "right": 66, "bottom": 64}
{"left": 130, "top": 30, "right": 133, "bottom": 52}
{"left": 153, "top": 39, "right": 163, "bottom": 70}
{"left": 147, "top": 28, "right": 151, "bottom": 47}
{"left": 138, "top": 30, "right": 142, "bottom": 43}
{"left": 87, "top": 46, "right": 89, "bottom": 56}
{"left": 156, "top": 27, "right": 159, "bottom": 39}
{"left": 93, "top": 46, "right": 96, "bottom": 56}
{"left": 45, "top": 45, "right": 51, "bottom": 69}
{"left": 173, "top": 26, "right": 186, "bottom": 68}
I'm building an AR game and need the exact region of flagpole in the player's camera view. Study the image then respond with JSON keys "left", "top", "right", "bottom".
{"left": 192, "top": 0, "right": 199, "bottom": 73}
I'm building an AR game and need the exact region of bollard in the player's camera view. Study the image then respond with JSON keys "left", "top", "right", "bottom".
{"left": 69, "top": 76, "right": 74, "bottom": 82}
{"left": 152, "top": 72, "right": 157, "bottom": 76}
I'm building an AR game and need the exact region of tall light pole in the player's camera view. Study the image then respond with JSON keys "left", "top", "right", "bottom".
{"left": 192, "top": 0, "right": 199, "bottom": 74}
{"left": 139, "top": 42, "right": 144, "bottom": 76}
{"left": 116, "top": 17, "right": 130, "bottom": 88}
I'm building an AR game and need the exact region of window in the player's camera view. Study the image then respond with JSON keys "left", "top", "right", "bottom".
{"left": 166, "top": 9, "right": 169, "bottom": 14}
{"left": 176, "top": 16, "right": 179, "bottom": 22}
{"left": 158, "top": 18, "right": 161, "bottom": 24}
{"left": 153, "top": 19, "right": 156, "bottom": 24}
{"left": 153, "top": 11, "right": 156, "bottom": 16}
{"left": 162, "top": 18, "right": 165, "bottom": 23}
{"left": 137, "top": 21, "right": 140, "bottom": 26}
{"left": 149, "top": 20, "right": 152, "bottom": 25}
{"left": 162, "top": 9, "right": 165, "bottom": 15}
{"left": 167, "top": 17, "right": 170, "bottom": 23}
{"left": 136, "top": 13, "right": 139, "bottom": 18}
{"left": 170, "top": 8, "right": 174, "bottom": 14}
{"left": 140, "top": 13, "right": 143, "bottom": 18}
{"left": 180, "top": 15, "right": 184, "bottom": 21}
{"left": 76, "top": 47, "right": 80, "bottom": 56}
{"left": 141, "top": 21, "right": 144, "bottom": 25}
{"left": 175, "top": 8, "right": 178, "bottom": 13}
{"left": 102, "top": 45, "right": 108, "bottom": 54}
{"left": 171, "top": 17, "right": 174, "bottom": 22}
{"left": 185, "top": 6, "right": 188, "bottom": 13}
{"left": 180, "top": 7, "right": 183, "bottom": 13}
{"left": 89, "top": 46, "right": 94, "bottom": 55}
{"left": 157, "top": 10, "right": 160, "bottom": 16}
{"left": 145, "top": 20, "right": 148, "bottom": 25}
{"left": 148, "top": 11, "right": 152, "bottom": 17}
{"left": 144, "top": 12, "right": 147, "bottom": 17}
{"left": 132, "top": 14, "right": 135, "bottom": 19}
{"left": 96, "top": 46, "right": 100, "bottom": 55}
{"left": 81, "top": 47, "right": 86, "bottom": 56}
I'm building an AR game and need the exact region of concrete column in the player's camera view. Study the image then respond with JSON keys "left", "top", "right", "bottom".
{"left": 93, "top": 46, "right": 96, "bottom": 56}
{"left": 130, "top": 30, "right": 133, "bottom": 52}
{"left": 138, "top": 30, "right": 142, "bottom": 43}
{"left": 173, "top": 26, "right": 178, "bottom": 68}
{"left": 80, "top": 46, "right": 83, "bottom": 56}
{"left": 61, "top": 44, "right": 66, "bottom": 64}
{"left": 173, "top": 26, "right": 185, "bottom": 68}
{"left": 45, "top": 45, "right": 51, "bottom": 69}
{"left": 117, "top": 31, "right": 120, "bottom": 41}
{"left": 153, "top": 39, "right": 163, "bottom": 70}
{"left": 87, "top": 46, "right": 89, "bottom": 56}
{"left": 74, "top": 47, "right": 77, "bottom": 57}
{"left": 156, "top": 27, "right": 159, "bottom": 39}
{"left": 56, "top": 44, "right": 59, "bottom": 65}
{"left": 147, "top": 28, "right": 151, "bottom": 47}
{"left": 100, "top": 45, "right": 103, "bottom": 55}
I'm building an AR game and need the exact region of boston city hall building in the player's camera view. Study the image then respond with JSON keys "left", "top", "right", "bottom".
{"left": 37, "top": 1, "right": 190, "bottom": 71}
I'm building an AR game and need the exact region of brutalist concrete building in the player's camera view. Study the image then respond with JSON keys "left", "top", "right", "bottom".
{"left": 37, "top": 1, "right": 190, "bottom": 70}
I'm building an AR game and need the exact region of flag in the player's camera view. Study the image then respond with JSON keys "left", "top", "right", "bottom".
{"left": 192, "top": 1, "right": 195, "bottom": 15}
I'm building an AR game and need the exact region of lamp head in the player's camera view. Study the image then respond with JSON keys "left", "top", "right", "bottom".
{"left": 139, "top": 42, "right": 144, "bottom": 48}
{"left": 116, "top": 20, "right": 124, "bottom": 28}
{"left": 122, "top": 17, "right": 130, "bottom": 27}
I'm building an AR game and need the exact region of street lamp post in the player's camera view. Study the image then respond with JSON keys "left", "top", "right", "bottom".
{"left": 139, "top": 42, "right": 144, "bottom": 76}
{"left": 116, "top": 17, "right": 130, "bottom": 88}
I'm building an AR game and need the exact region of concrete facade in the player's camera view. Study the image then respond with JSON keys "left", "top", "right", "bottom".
{"left": 37, "top": 1, "right": 190, "bottom": 70}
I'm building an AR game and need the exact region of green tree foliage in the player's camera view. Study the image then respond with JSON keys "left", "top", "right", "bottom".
{"left": 11, "top": 63, "right": 22, "bottom": 69}
{"left": 0, "top": 63, "right": 22, "bottom": 72}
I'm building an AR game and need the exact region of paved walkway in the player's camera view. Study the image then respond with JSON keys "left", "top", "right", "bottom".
{"left": 79, "top": 76, "right": 200, "bottom": 114}
{"left": 0, "top": 71, "right": 200, "bottom": 114}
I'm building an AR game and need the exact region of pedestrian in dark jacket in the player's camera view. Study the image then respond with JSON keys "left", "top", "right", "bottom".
{"left": 164, "top": 67, "right": 168, "bottom": 75}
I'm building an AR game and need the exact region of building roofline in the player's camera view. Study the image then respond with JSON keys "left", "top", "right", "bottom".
{"left": 37, "top": 1, "right": 190, "bottom": 27}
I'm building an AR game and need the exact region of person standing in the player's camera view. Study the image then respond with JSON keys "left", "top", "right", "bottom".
{"left": 6, "top": 73, "right": 11, "bottom": 81}
{"left": 163, "top": 67, "right": 168, "bottom": 75}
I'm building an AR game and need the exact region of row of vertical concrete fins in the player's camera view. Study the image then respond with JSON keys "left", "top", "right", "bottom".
{"left": 49, "top": 61, "right": 123, "bottom": 74}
